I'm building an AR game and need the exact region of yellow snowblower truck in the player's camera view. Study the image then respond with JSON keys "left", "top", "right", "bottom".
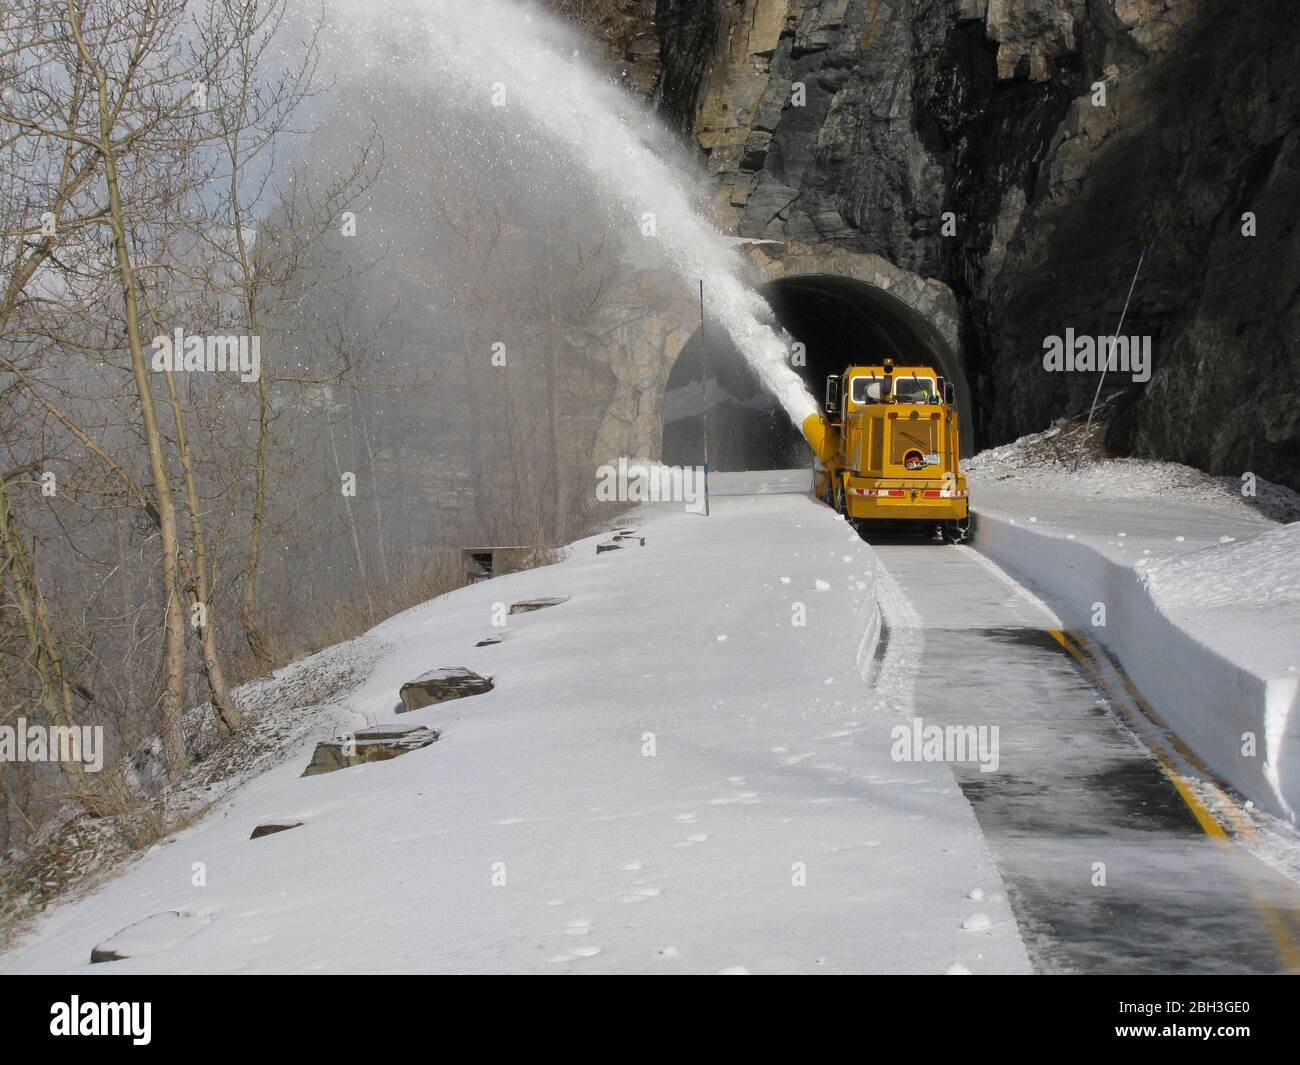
{"left": 801, "top": 359, "right": 969, "bottom": 542}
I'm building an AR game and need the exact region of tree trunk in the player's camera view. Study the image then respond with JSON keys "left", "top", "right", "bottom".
{"left": 159, "top": 358, "right": 245, "bottom": 733}
{"left": 327, "top": 409, "right": 376, "bottom": 620}
{"left": 240, "top": 369, "right": 273, "bottom": 671}
{"left": 0, "top": 480, "right": 90, "bottom": 797}
{"left": 75, "top": 13, "right": 190, "bottom": 773}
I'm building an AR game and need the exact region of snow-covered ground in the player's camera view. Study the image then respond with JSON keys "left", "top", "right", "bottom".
{"left": 0, "top": 471, "right": 1028, "bottom": 975}
{"left": 967, "top": 431, "right": 1300, "bottom": 825}
{"left": 6, "top": 442, "right": 1296, "bottom": 975}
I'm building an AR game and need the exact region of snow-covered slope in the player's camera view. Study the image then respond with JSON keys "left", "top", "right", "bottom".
{"left": 1, "top": 471, "right": 1027, "bottom": 975}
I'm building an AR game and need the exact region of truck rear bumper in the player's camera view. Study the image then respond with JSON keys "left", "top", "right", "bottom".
{"left": 843, "top": 482, "right": 968, "bottom": 522}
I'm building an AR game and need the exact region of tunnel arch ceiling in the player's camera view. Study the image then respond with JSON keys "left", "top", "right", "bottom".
{"left": 662, "top": 270, "right": 972, "bottom": 473}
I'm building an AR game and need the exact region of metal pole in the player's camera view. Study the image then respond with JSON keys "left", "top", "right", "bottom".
{"left": 699, "top": 280, "right": 710, "bottom": 517}
{"left": 1074, "top": 245, "right": 1147, "bottom": 472}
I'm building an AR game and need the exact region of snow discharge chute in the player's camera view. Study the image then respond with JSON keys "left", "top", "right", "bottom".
{"left": 801, "top": 410, "right": 841, "bottom": 467}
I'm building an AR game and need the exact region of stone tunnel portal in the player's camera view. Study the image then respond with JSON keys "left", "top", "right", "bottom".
{"left": 662, "top": 274, "right": 971, "bottom": 472}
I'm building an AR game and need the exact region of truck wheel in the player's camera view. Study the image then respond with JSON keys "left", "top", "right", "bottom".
{"left": 941, "top": 520, "right": 969, "bottom": 544}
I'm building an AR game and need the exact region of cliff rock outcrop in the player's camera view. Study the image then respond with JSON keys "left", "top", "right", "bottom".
{"left": 645, "top": 0, "right": 1297, "bottom": 487}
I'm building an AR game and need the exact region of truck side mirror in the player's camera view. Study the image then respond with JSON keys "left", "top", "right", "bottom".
{"left": 825, "top": 375, "right": 840, "bottom": 414}
{"left": 944, "top": 380, "right": 956, "bottom": 407}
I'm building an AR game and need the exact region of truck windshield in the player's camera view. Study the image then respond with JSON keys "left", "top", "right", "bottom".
{"left": 850, "top": 375, "right": 940, "bottom": 403}
{"left": 892, "top": 376, "right": 937, "bottom": 402}
{"left": 850, "top": 376, "right": 884, "bottom": 403}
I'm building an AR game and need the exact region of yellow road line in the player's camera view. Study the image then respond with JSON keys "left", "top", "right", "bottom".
{"left": 1049, "top": 630, "right": 1227, "bottom": 837}
{"left": 1084, "top": 633, "right": 1264, "bottom": 840}
{"left": 1048, "top": 627, "right": 1300, "bottom": 971}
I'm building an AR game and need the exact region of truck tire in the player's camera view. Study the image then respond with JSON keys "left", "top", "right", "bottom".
{"left": 941, "top": 519, "right": 969, "bottom": 544}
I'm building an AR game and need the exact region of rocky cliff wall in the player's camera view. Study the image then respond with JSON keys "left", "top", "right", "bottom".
{"left": 649, "top": 0, "right": 1298, "bottom": 488}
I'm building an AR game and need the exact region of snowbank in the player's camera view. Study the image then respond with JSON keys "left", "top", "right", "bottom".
{"left": 968, "top": 446, "right": 1300, "bottom": 824}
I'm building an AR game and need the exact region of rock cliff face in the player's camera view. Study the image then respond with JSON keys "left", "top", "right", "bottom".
{"left": 646, "top": 0, "right": 1298, "bottom": 488}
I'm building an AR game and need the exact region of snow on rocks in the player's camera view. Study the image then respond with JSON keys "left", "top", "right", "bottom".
{"left": 965, "top": 425, "right": 1300, "bottom": 524}
{"left": 398, "top": 667, "right": 494, "bottom": 712}
{"left": 509, "top": 596, "right": 570, "bottom": 614}
{"left": 300, "top": 724, "right": 440, "bottom": 777}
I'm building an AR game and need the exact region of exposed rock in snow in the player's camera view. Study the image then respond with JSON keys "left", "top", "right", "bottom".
{"left": 398, "top": 667, "right": 495, "bottom": 712}
{"left": 91, "top": 912, "right": 210, "bottom": 964}
{"left": 509, "top": 596, "right": 571, "bottom": 614}
{"left": 249, "top": 823, "right": 303, "bottom": 840}
{"left": 301, "top": 724, "right": 440, "bottom": 777}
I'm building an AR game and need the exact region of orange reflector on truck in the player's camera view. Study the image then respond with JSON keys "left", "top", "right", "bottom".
{"left": 848, "top": 487, "right": 969, "bottom": 498}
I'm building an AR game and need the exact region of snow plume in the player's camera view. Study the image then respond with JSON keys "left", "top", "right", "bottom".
{"left": 320, "top": 0, "right": 817, "bottom": 428}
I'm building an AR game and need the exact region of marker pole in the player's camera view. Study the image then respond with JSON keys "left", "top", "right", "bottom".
{"left": 700, "top": 280, "right": 710, "bottom": 517}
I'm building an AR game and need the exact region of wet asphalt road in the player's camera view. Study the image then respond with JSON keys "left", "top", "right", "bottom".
{"left": 871, "top": 537, "right": 1300, "bottom": 975}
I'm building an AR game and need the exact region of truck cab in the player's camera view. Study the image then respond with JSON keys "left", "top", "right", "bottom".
{"left": 805, "top": 358, "right": 969, "bottom": 541}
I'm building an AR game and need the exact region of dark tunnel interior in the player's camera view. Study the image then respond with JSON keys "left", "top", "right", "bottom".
{"left": 662, "top": 274, "right": 970, "bottom": 471}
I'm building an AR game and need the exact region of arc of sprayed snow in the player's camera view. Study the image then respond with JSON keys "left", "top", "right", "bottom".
{"left": 325, "top": 0, "right": 818, "bottom": 430}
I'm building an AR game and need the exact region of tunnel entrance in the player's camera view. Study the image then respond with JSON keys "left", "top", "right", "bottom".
{"left": 662, "top": 274, "right": 970, "bottom": 471}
